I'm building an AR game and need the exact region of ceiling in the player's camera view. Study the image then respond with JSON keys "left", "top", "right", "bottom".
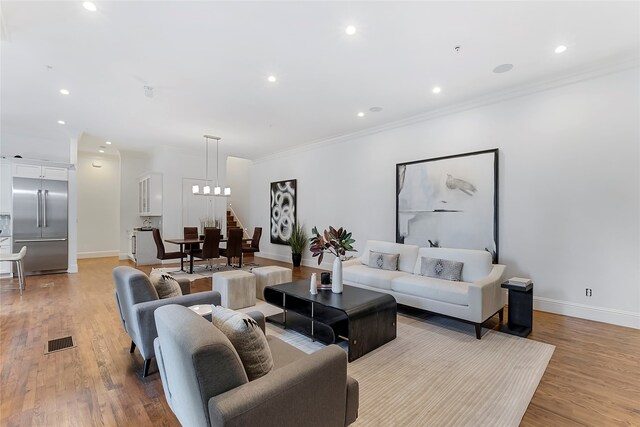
{"left": 1, "top": 1, "right": 638, "bottom": 160}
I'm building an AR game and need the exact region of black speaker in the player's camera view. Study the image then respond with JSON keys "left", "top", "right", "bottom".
{"left": 321, "top": 272, "right": 331, "bottom": 285}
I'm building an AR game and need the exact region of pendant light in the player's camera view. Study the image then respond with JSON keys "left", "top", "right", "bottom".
{"left": 192, "top": 135, "right": 230, "bottom": 197}
{"left": 213, "top": 136, "right": 231, "bottom": 197}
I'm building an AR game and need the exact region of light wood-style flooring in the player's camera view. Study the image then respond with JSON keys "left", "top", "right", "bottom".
{"left": 1, "top": 256, "right": 638, "bottom": 426}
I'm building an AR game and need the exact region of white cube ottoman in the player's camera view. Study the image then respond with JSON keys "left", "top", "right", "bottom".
{"left": 212, "top": 270, "right": 256, "bottom": 309}
{"left": 252, "top": 266, "right": 293, "bottom": 300}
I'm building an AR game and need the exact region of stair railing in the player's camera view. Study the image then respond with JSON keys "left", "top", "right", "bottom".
{"left": 227, "top": 205, "right": 251, "bottom": 239}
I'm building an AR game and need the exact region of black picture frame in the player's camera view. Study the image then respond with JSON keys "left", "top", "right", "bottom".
{"left": 270, "top": 179, "right": 297, "bottom": 245}
{"left": 396, "top": 149, "right": 499, "bottom": 262}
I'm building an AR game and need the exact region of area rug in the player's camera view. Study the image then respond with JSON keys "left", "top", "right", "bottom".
{"left": 151, "top": 262, "right": 261, "bottom": 281}
{"left": 263, "top": 309, "right": 555, "bottom": 427}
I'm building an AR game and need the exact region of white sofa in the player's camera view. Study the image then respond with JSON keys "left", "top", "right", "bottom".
{"left": 342, "top": 240, "right": 506, "bottom": 339}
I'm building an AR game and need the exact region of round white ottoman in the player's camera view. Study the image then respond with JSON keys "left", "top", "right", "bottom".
{"left": 252, "top": 266, "right": 293, "bottom": 300}
{"left": 212, "top": 270, "right": 256, "bottom": 309}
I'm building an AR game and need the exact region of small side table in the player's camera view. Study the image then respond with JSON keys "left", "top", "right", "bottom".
{"left": 189, "top": 304, "right": 213, "bottom": 321}
{"left": 500, "top": 280, "right": 533, "bottom": 337}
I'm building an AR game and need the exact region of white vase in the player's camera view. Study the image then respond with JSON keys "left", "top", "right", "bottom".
{"left": 332, "top": 257, "right": 343, "bottom": 293}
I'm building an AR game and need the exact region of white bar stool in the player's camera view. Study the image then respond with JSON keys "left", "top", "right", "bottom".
{"left": 0, "top": 246, "right": 27, "bottom": 295}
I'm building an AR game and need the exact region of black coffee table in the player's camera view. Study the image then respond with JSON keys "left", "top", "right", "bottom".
{"left": 264, "top": 281, "right": 397, "bottom": 362}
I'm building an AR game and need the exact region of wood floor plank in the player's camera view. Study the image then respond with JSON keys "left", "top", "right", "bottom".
{"left": 1, "top": 256, "right": 639, "bottom": 426}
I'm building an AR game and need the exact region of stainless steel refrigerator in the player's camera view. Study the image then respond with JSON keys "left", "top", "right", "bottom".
{"left": 13, "top": 177, "right": 68, "bottom": 275}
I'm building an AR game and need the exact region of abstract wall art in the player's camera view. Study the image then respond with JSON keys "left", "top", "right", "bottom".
{"left": 396, "top": 149, "right": 499, "bottom": 262}
{"left": 270, "top": 179, "right": 297, "bottom": 245}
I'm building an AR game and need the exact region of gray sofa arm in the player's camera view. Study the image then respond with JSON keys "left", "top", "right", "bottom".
{"left": 208, "top": 345, "right": 357, "bottom": 427}
{"left": 468, "top": 264, "right": 506, "bottom": 323}
{"left": 133, "top": 291, "right": 222, "bottom": 360}
{"left": 244, "top": 310, "right": 266, "bottom": 334}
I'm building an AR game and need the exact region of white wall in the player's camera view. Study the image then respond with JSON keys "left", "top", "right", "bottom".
{"left": 77, "top": 152, "right": 120, "bottom": 258}
{"left": 119, "top": 150, "right": 151, "bottom": 258}
{"left": 149, "top": 146, "right": 229, "bottom": 242}
{"left": 250, "top": 66, "right": 640, "bottom": 329}
{"left": 0, "top": 131, "right": 71, "bottom": 163}
{"left": 227, "top": 156, "right": 252, "bottom": 232}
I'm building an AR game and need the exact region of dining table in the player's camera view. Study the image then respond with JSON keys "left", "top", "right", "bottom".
{"left": 164, "top": 237, "right": 253, "bottom": 274}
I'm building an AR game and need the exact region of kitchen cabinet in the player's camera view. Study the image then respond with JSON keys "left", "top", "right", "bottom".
{"left": 0, "top": 236, "right": 11, "bottom": 276}
{"left": 0, "top": 160, "right": 11, "bottom": 214}
{"left": 12, "top": 164, "right": 68, "bottom": 181}
{"left": 139, "top": 174, "right": 162, "bottom": 216}
{"left": 129, "top": 230, "right": 157, "bottom": 265}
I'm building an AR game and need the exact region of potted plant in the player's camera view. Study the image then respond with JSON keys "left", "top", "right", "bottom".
{"left": 309, "top": 226, "right": 356, "bottom": 293}
{"left": 288, "top": 223, "right": 308, "bottom": 267}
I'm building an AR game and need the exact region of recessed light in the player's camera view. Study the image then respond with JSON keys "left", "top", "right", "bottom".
{"left": 83, "top": 2, "right": 97, "bottom": 12}
{"left": 105, "top": 141, "right": 112, "bottom": 145}
{"left": 57, "top": 120, "right": 65, "bottom": 125}
{"left": 60, "top": 89, "right": 70, "bottom": 95}
{"left": 98, "top": 149, "right": 105, "bottom": 153}
{"left": 357, "top": 112, "right": 364, "bottom": 117}
{"left": 555, "top": 45, "right": 567, "bottom": 54}
{"left": 493, "top": 64, "right": 514, "bottom": 74}
{"left": 345, "top": 25, "right": 357, "bottom": 35}
{"left": 432, "top": 87, "right": 442, "bottom": 94}
{"left": 267, "top": 75, "right": 277, "bottom": 83}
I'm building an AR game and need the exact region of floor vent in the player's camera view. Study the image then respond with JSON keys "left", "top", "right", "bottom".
{"left": 44, "top": 336, "right": 76, "bottom": 354}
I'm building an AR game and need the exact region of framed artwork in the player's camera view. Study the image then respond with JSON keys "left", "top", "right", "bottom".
{"left": 270, "top": 179, "right": 297, "bottom": 245}
{"left": 396, "top": 149, "right": 499, "bottom": 262}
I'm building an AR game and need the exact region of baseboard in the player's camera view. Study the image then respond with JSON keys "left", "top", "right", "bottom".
{"left": 77, "top": 250, "right": 119, "bottom": 259}
{"left": 534, "top": 296, "right": 640, "bottom": 330}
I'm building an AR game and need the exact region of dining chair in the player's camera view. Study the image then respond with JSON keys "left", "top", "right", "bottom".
{"left": 221, "top": 228, "right": 243, "bottom": 268}
{"left": 0, "top": 246, "right": 27, "bottom": 295}
{"left": 242, "top": 227, "right": 262, "bottom": 255}
{"left": 183, "top": 226, "right": 200, "bottom": 254}
{"left": 192, "top": 227, "right": 222, "bottom": 270}
{"left": 152, "top": 228, "right": 186, "bottom": 267}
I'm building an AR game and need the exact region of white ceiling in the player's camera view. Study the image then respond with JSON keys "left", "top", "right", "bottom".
{"left": 1, "top": 1, "right": 639, "bottom": 160}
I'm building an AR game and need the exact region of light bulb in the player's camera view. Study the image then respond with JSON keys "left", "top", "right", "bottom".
{"left": 214, "top": 186, "right": 221, "bottom": 195}
{"left": 224, "top": 187, "right": 231, "bottom": 196}
{"left": 192, "top": 185, "right": 199, "bottom": 194}
{"left": 203, "top": 185, "right": 211, "bottom": 194}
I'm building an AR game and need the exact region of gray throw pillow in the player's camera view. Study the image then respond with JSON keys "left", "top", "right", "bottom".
{"left": 210, "top": 305, "right": 274, "bottom": 381}
{"left": 149, "top": 271, "right": 182, "bottom": 299}
{"left": 421, "top": 257, "right": 464, "bottom": 281}
{"left": 368, "top": 251, "right": 400, "bottom": 271}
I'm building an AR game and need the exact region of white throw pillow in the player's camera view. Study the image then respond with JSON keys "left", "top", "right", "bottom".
{"left": 210, "top": 305, "right": 274, "bottom": 381}
{"left": 421, "top": 257, "right": 464, "bottom": 281}
{"left": 149, "top": 271, "right": 182, "bottom": 299}
{"left": 368, "top": 251, "right": 400, "bottom": 271}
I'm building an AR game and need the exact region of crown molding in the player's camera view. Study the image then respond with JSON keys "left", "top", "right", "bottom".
{"left": 254, "top": 53, "right": 639, "bottom": 164}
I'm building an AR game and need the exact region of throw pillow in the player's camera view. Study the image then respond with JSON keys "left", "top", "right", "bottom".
{"left": 368, "top": 251, "right": 400, "bottom": 271}
{"left": 149, "top": 271, "right": 182, "bottom": 299}
{"left": 210, "top": 305, "right": 273, "bottom": 381}
{"left": 421, "top": 257, "right": 464, "bottom": 281}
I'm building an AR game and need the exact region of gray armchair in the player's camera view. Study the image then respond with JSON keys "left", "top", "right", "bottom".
{"left": 112, "top": 266, "right": 221, "bottom": 377}
{"left": 153, "top": 305, "right": 359, "bottom": 427}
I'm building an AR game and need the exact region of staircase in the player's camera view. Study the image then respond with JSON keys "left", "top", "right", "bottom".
{"left": 226, "top": 210, "right": 238, "bottom": 236}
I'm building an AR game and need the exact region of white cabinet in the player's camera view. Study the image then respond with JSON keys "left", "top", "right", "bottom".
{"left": 13, "top": 164, "right": 68, "bottom": 181}
{"left": 131, "top": 230, "right": 157, "bottom": 265}
{"left": 0, "top": 160, "right": 12, "bottom": 214}
{"left": 139, "top": 173, "right": 162, "bottom": 216}
{"left": 0, "top": 236, "right": 11, "bottom": 276}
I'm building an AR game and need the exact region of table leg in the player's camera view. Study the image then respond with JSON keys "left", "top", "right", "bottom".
{"left": 189, "top": 253, "right": 194, "bottom": 274}
{"left": 180, "top": 244, "right": 185, "bottom": 272}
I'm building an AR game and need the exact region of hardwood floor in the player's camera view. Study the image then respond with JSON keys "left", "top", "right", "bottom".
{"left": 1, "top": 256, "right": 638, "bottom": 426}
